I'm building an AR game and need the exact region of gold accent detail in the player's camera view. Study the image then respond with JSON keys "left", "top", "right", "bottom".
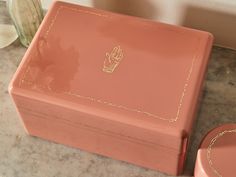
{"left": 207, "top": 129, "right": 236, "bottom": 177}
{"left": 19, "top": 5, "right": 201, "bottom": 122}
{"left": 103, "top": 46, "right": 123, "bottom": 73}
{"left": 45, "top": 6, "right": 110, "bottom": 38}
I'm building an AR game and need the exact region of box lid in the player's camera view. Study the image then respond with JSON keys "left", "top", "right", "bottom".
{"left": 195, "top": 124, "right": 236, "bottom": 177}
{"left": 10, "top": 1, "right": 213, "bottom": 153}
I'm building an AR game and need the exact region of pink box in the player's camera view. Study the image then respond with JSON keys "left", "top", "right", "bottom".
{"left": 195, "top": 124, "right": 236, "bottom": 177}
{"left": 9, "top": 1, "right": 213, "bottom": 175}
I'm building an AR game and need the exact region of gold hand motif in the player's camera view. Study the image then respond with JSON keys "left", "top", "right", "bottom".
{"left": 103, "top": 45, "right": 124, "bottom": 73}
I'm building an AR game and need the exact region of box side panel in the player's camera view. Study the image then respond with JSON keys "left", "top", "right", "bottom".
{"left": 184, "top": 34, "right": 214, "bottom": 134}
{"left": 177, "top": 34, "right": 214, "bottom": 173}
{"left": 11, "top": 93, "right": 183, "bottom": 175}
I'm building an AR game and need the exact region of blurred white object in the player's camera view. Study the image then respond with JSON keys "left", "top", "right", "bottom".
{"left": 0, "top": 24, "right": 18, "bottom": 49}
{"left": 7, "top": 0, "right": 44, "bottom": 47}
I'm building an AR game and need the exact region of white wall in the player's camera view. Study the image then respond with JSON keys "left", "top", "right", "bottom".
{"left": 41, "top": 0, "right": 93, "bottom": 8}
{"left": 40, "top": 0, "right": 236, "bottom": 49}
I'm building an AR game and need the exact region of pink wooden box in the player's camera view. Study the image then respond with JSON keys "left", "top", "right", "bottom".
{"left": 195, "top": 124, "right": 236, "bottom": 177}
{"left": 9, "top": 1, "right": 213, "bottom": 175}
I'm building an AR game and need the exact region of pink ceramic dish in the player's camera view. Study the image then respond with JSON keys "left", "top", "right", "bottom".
{"left": 9, "top": 1, "right": 213, "bottom": 175}
{"left": 195, "top": 124, "right": 236, "bottom": 177}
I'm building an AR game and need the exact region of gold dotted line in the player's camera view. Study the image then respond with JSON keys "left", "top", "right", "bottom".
{"left": 207, "top": 129, "right": 236, "bottom": 177}
{"left": 19, "top": 5, "right": 200, "bottom": 122}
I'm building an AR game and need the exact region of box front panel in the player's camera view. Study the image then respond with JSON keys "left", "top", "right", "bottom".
{"left": 11, "top": 93, "right": 184, "bottom": 175}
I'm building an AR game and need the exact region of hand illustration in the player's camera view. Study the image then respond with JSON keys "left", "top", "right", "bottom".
{"left": 103, "top": 45, "right": 123, "bottom": 73}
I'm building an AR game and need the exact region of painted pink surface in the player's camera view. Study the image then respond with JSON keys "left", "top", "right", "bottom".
{"left": 195, "top": 124, "right": 236, "bottom": 177}
{"left": 9, "top": 1, "right": 213, "bottom": 175}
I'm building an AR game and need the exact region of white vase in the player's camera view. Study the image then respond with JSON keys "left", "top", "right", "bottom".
{"left": 7, "top": 0, "right": 44, "bottom": 47}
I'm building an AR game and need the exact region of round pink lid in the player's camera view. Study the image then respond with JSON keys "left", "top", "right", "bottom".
{"left": 194, "top": 124, "right": 236, "bottom": 177}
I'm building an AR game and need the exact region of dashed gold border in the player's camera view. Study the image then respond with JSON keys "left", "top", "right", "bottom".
{"left": 19, "top": 5, "right": 201, "bottom": 122}
{"left": 207, "top": 129, "right": 236, "bottom": 177}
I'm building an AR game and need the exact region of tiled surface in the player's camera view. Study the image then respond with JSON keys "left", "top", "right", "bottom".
{"left": 1, "top": 1, "right": 236, "bottom": 177}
